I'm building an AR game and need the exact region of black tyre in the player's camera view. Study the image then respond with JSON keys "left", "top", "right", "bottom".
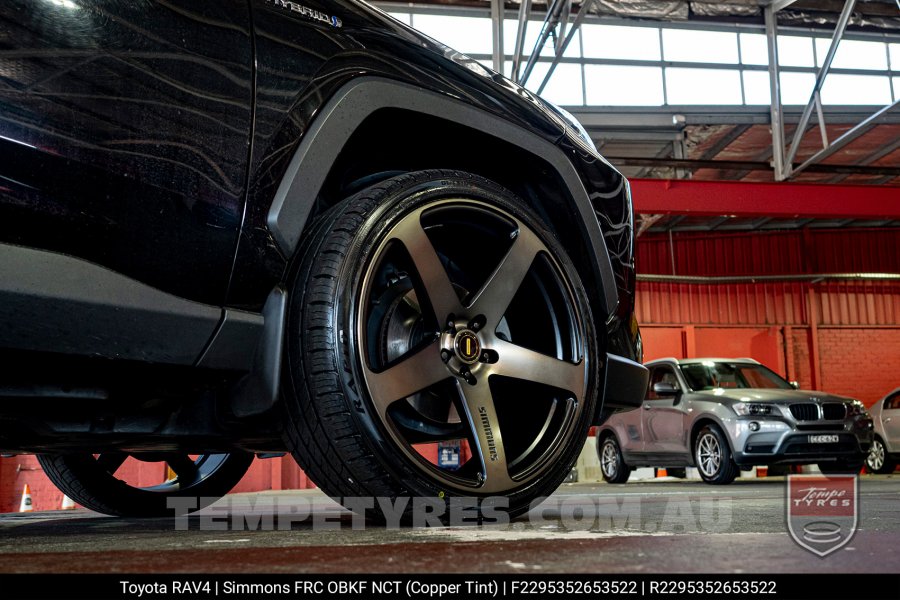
{"left": 694, "top": 425, "right": 738, "bottom": 485}
{"left": 37, "top": 452, "right": 254, "bottom": 517}
{"left": 598, "top": 435, "right": 631, "bottom": 484}
{"left": 818, "top": 459, "right": 865, "bottom": 475}
{"left": 281, "top": 170, "right": 599, "bottom": 521}
{"left": 865, "top": 437, "right": 897, "bottom": 474}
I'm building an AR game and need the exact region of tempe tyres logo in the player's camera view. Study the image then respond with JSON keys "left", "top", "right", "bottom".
{"left": 786, "top": 474, "right": 858, "bottom": 557}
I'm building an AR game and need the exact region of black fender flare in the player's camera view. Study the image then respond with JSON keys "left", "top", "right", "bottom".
{"left": 266, "top": 76, "right": 619, "bottom": 318}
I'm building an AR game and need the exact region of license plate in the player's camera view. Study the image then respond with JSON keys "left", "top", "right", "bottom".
{"left": 809, "top": 434, "right": 839, "bottom": 444}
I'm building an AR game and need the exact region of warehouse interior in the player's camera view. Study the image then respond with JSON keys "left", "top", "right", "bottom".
{"left": 0, "top": 0, "right": 898, "bottom": 580}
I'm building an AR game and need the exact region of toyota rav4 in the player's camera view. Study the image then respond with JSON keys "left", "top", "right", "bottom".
{"left": 0, "top": 0, "right": 647, "bottom": 519}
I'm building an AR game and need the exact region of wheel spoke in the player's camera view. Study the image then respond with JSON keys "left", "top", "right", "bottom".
{"left": 469, "top": 224, "right": 546, "bottom": 326}
{"left": 96, "top": 452, "right": 128, "bottom": 475}
{"left": 602, "top": 443, "right": 617, "bottom": 477}
{"left": 391, "top": 213, "right": 464, "bottom": 322}
{"left": 165, "top": 454, "right": 199, "bottom": 485}
{"left": 363, "top": 339, "right": 449, "bottom": 415}
{"left": 698, "top": 434, "right": 721, "bottom": 476}
{"left": 869, "top": 441, "right": 884, "bottom": 470}
{"left": 458, "top": 381, "right": 514, "bottom": 493}
{"left": 492, "top": 339, "right": 586, "bottom": 396}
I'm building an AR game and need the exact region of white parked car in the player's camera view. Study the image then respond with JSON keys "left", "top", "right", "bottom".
{"left": 866, "top": 387, "right": 900, "bottom": 474}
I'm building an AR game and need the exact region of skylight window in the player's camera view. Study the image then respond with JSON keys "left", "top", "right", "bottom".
{"left": 385, "top": 8, "right": 899, "bottom": 109}
{"left": 665, "top": 68, "right": 743, "bottom": 104}
{"left": 581, "top": 24, "right": 661, "bottom": 61}
{"left": 585, "top": 65, "right": 664, "bottom": 106}
{"left": 662, "top": 29, "right": 739, "bottom": 64}
{"left": 817, "top": 38, "right": 888, "bottom": 71}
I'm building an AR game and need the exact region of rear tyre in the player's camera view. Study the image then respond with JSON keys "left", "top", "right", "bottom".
{"left": 37, "top": 452, "right": 254, "bottom": 517}
{"left": 281, "top": 170, "right": 600, "bottom": 521}
{"left": 694, "top": 425, "right": 738, "bottom": 485}
{"left": 598, "top": 435, "right": 631, "bottom": 484}
{"left": 865, "top": 437, "right": 896, "bottom": 474}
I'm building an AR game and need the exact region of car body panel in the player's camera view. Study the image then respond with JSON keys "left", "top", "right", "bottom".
{"left": 871, "top": 387, "right": 900, "bottom": 455}
{"left": 0, "top": 1, "right": 254, "bottom": 305}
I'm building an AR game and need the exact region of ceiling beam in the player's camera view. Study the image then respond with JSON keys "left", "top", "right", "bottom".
{"left": 630, "top": 178, "right": 900, "bottom": 219}
{"left": 609, "top": 157, "right": 900, "bottom": 177}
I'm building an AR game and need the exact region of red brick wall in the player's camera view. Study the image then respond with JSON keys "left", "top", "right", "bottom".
{"left": 819, "top": 328, "right": 900, "bottom": 407}
{"left": 787, "top": 329, "right": 815, "bottom": 391}
{"left": 639, "top": 323, "right": 899, "bottom": 408}
{"left": 231, "top": 457, "right": 315, "bottom": 495}
{"left": 1, "top": 455, "right": 72, "bottom": 513}
{"left": 0, "top": 457, "right": 16, "bottom": 513}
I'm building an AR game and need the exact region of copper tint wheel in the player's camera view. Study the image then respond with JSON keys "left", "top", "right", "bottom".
{"left": 281, "top": 170, "right": 599, "bottom": 521}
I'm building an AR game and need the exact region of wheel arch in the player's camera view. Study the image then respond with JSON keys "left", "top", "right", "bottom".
{"left": 596, "top": 426, "right": 618, "bottom": 451}
{"left": 596, "top": 426, "right": 633, "bottom": 462}
{"left": 266, "top": 77, "right": 618, "bottom": 323}
{"left": 689, "top": 416, "right": 736, "bottom": 464}
{"left": 873, "top": 432, "right": 893, "bottom": 455}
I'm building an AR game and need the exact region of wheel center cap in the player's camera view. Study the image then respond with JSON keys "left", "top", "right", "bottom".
{"left": 453, "top": 330, "right": 481, "bottom": 364}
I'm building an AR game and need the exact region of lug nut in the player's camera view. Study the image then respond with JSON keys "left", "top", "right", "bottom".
{"left": 479, "top": 349, "right": 499, "bottom": 364}
{"left": 459, "top": 367, "right": 476, "bottom": 385}
{"left": 440, "top": 350, "right": 451, "bottom": 363}
{"left": 468, "top": 314, "right": 486, "bottom": 332}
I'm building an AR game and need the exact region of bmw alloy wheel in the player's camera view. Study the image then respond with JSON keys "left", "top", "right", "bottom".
{"left": 697, "top": 432, "right": 722, "bottom": 478}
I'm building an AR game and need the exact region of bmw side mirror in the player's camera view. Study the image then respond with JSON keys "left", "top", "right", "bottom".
{"left": 653, "top": 382, "right": 681, "bottom": 398}
{"left": 790, "top": 381, "right": 800, "bottom": 389}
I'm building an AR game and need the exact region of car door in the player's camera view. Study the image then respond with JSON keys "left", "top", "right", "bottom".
{"left": 0, "top": 1, "right": 253, "bottom": 305}
{"left": 642, "top": 365, "right": 689, "bottom": 459}
{"left": 882, "top": 392, "right": 900, "bottom": 451}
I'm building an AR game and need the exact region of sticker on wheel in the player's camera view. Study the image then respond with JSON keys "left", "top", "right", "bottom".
{"left": 786, "top": 474, "right": 858, "bottom": 557}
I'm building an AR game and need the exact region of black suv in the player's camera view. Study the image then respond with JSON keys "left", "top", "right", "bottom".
{"left": 0, "top": 0, "right": 646, "bottom": 519}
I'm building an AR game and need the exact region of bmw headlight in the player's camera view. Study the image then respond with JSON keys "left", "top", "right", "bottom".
{"left": 733, "top": 402, "right": 776, "bottom": 417}
{"left": 846, "top": 400, "right": 868, "bottom": 417}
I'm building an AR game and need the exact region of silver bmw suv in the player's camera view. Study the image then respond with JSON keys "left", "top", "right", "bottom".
{"left": 597, "top": 358, "right": 874, "bottom": 484}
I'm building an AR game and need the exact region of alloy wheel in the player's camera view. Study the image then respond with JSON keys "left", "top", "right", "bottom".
{"left": 601, "top": 440, "right": 619, "bottom": 479}
{"left": 868, "top": 439, "right": 886, "bottom": 472}
{"left": 356, "top": 199, "right": 588, "bottom": 495}
{"left": 697, "top": 432, "right": 722, "bottom": 478}
{"left": 92, "top": 452, "right": 234, "bottom": 492}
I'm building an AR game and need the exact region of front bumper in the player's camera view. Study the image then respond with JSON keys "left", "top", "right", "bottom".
{"left": 600, "top": 353, "right": 648, "bottom": 412}
{"left": 731, "top": 416, "right": 874, "bottom": 466}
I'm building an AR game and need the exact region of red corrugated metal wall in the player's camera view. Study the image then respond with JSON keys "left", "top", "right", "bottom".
{"left": 637, "top": 228, "right": 900, "bottom": 409}
{"left": 638, "top": 228, "right": 900, "bottom": 277}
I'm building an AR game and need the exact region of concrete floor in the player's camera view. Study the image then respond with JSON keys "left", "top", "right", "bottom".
{"left": 0, "top": 475, "right": 897, "bottom": 573}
